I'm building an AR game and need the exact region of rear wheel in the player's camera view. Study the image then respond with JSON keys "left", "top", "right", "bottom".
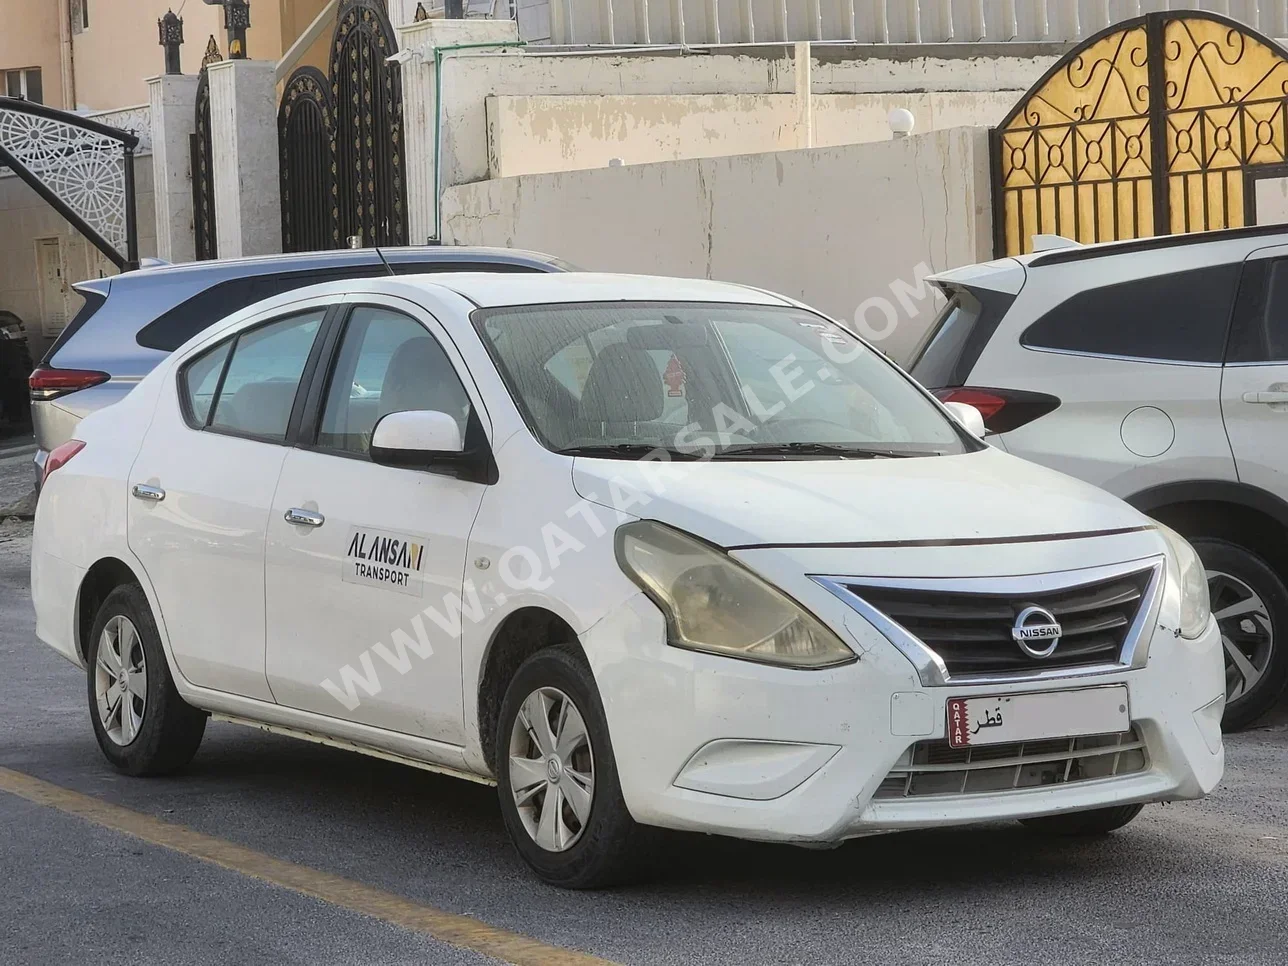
{"left": 1192, "top": 539, "right": 1288, "bottom": 731}
{"left": 87, "top": 584, "right": 207, "bottom": 776}
{"left": 1020, "top": 803, "right": 1144, "bottom": 836}
{"left": 495, "top": 645, "right": 646, "bottom": 889}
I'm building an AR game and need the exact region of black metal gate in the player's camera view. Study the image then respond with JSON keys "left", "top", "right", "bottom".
{"left": 191, "top": 67, "right": 218, "bottom": 260}
{"left": 279, "top": 67, "right": 337, "bottom": 252}
{"left": 278, "top": 0, "right": 407, "bottom": 252}
{"left": 992, "top": 10, "right": 1288, "bottom": 257}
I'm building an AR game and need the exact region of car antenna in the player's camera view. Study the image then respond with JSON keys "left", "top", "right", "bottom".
{"left": 375, "top": 248, "right": 395, "bottom": 277}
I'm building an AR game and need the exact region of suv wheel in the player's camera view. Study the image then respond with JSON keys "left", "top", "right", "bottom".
{"left": 1192, "top": 539, "right": 1288, "bottom": 731}
{"left": 87, "top": 584, "right": 208, "bottom": 775}
{"left": 495, "top": 645, "right": 646, "bottom": 889}
{"left": 1021, "top": 803, "right": 1144, "bottom": 836}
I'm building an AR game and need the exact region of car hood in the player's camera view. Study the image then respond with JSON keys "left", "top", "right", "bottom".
{"left": 571, "top": 447, "right": 1148, "bottom": 549}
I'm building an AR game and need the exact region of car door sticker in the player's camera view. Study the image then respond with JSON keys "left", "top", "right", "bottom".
{"left": 344, "top": 527, "right": 427, "bottom": 597}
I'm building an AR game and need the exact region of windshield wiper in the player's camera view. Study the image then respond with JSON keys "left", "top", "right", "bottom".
{"left": 715, "top": 442, "right": 934, "bottom": 459}
{"left": 557, "top": 444, "right": 703, "bottom": 461}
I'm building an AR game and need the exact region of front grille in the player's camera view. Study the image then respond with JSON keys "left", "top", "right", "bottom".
{"left": 874, "top": 727, "right": 1148, "bottom": 799}
{"left": 846, "top": 569, "right": 1153, "bottom": 676}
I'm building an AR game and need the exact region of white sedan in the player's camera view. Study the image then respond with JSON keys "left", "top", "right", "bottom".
{"left": 31, "top": 273, "right": 1225, "bottom": 887}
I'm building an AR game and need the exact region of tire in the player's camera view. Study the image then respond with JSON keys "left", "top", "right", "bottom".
{"left": 86, "top": 584, "right": 207, "bottom": 776}
{"left": 1191, "top": 538, "right": 1288, "bottom": 731}
{"left": 495, "top": 645, "right": 646, "bottom": 889}
{"left": 1020, "top": 803, "right": 1145, "bottom": 836}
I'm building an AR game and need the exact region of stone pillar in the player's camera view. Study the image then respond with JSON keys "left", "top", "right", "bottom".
{"left": 396, "top": 18, "right": 521, "bottom": 245}
{"left": 206, "top": 59, "right": 281, "bottom": 258}
{"left": 147, "top": 73, "right": 200, "bottom": 264}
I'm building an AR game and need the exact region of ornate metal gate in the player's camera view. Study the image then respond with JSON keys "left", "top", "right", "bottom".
{"left": 279, "top": 67, "right": 337, "bottom": 252}
{"left": 993, "top": 11, "right": 1288, "bottom": 256}
{"left": 278, "top": 0, "right": 407, "bottom": 253}
{"left": 191, "top": 66, "right": 218, "bottom": 260}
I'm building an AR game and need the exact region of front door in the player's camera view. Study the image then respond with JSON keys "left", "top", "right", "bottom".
{"left": 128, "top": 307, "right": 328, "bottom": 700}
{"left": 264, "top": 301, "right": 487, "bottom": 745}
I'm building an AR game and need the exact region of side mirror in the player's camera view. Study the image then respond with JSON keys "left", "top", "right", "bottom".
{"left": 943, "top": 401, "right": 986, "bottom": 438}
{"left": 370, "top": 410, "right": 464, "bottom": 468}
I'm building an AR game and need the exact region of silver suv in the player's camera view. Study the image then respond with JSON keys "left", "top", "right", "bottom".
{"left": 913, "top": 224, "right": 1288, "bottom": 728}
{"left": 30, "top": 247, "right": 571, "bottom": 483}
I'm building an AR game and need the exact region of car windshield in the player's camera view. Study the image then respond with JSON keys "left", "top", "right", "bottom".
{"left": 474, "top": 301, "right": 972, "bottom": 459}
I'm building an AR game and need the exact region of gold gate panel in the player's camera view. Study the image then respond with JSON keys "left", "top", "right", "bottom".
{"left": 994, "top": 12, "right": 1288, "bottom": 257}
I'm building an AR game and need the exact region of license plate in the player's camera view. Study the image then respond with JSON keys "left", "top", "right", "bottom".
{"left": 946, "top": 686, "right": 1130, "bottom": 749}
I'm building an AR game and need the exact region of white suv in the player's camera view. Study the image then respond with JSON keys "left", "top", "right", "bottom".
{"left": 916, "top": 225, "right": 1288, "bottom": 729}
{"left": 31, "top": 273, "right": 1223, "bottom": 887}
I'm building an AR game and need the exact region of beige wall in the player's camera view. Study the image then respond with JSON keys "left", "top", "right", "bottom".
{"left": 69, "top": 0, "right": 330, "bottom": 111}
{"left": 0, "top": 161, "right": 156, "bottom": 357}
{"left": 443, "top": 127, "right": 992, "bottom": 364}
{"left": 0, "top": 0, "right": 65, "bottom": 108}
{"left": 486, "top": 89, "right": 1019, "bottom": 178}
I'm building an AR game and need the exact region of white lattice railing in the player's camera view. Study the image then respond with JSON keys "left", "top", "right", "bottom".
{"left": 451, "top": 1, "right": 1288, "bottom": 45}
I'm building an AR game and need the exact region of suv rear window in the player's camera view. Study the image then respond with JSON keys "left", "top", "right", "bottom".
{"left": 136, "top": 267, "right": 378, "bottom": 352}
{"left": 909, "top": 285, "right": 1017, "bottom": 388}
{"left": 1020, "top": 264, "right": 1240, "bottom": 364}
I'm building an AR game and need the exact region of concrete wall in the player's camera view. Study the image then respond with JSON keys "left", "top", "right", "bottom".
{"left": 0, "top": 0, "right": 66, "bottom": 108}
{"left": 0, "top": 159, "right": 156, "bottom": 359}
{"left": 486, "top": 88, "right": 1018, "bottom": 177}
{"left": 401, "top": 30, "right": 1057, "bottom": 243}
{"left": 442, "top": 126, "right": 991, "bottom": 363}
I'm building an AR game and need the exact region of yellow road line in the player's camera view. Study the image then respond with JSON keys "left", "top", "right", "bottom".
{"left": 0, "top": 766, "right": 619, "bottom": 966}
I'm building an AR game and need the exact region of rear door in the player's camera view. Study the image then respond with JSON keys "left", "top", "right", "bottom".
{"left": 1222, "top": 245, "right": 1288, "bottom": 495}
{"left": 127, "top": 301, "right": 335, "bottom": 700}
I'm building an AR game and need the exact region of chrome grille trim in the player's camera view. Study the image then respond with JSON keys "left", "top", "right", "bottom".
{"left": 814, "top": 556, "right": 1166, "bottom": 687}
{"left": 874, "top": 728, "right": 1149, "bottom": 799}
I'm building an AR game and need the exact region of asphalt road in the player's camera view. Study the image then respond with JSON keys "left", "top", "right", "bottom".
{"left": 2, "top": 517, "right": 1287, "bottom": 966}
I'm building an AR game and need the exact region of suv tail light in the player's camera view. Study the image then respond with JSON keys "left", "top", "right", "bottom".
{"left": 41, "top": 439, "right": 86, "bottom": 488}
{"left": 933, "top": 387, "right": 1061, "bottom": 435}
{"left": 29, "top": 365, "right": 111, "bottom": 401}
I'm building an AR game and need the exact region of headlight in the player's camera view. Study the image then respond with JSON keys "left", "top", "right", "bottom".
{"left": 1158, "top": 524, "right": 1211, "bottom": 639}
{"left": 615, "top": 520, "right": 856, "bottom": 668}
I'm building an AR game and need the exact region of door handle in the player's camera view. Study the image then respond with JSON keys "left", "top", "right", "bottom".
{"left": 1242, "top": 391, "right": 1288, "bottom": 405}
{"left": 131, "top": 483, "right": 165, "bottom": 502}
{"left": 284, "top": 507, "right": 325, "bottom": 528}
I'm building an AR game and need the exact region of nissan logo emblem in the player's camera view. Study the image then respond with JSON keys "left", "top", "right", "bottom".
{"left": 1012, "top": 605, "right": 1062, "bottom": 658}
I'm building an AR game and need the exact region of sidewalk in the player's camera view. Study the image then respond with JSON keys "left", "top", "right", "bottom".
{"left": 0, "top": 439, "right": 36, "bottom": 518}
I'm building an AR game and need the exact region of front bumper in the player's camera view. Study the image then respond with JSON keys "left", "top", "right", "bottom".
{"left": 583, "top": 555, "right": 1224, "bottom": 845}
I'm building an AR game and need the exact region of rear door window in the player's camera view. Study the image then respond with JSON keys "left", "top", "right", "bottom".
{"left": 1020, "top": 264, "right": 1240, "bottom": 364}
{"left": 201, "top": 310, "right": 327, "bottom": 441}
{"left": 1226, "top": 258, "right": 1288, "bottom": 363}
{"left": 908, "top": 286, "right": 1016, "bottom": 388}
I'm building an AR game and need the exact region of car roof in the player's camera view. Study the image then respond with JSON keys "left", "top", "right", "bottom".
{"left": 113, "top": 246, "right": 568, "bottom": 282}
{"left": 381, "top": 272, "right": 792, "bottom": 309}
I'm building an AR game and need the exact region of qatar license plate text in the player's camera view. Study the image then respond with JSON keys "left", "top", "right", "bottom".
{"left": 946, "top": 686, "right": 1130, "bottom": 749}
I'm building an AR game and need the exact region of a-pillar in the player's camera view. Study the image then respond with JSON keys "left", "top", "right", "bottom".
{"left": 206, "top": 59, "right": 281, "bottom": 258}
{"left": 146, "top": 73, "right": 200, "bottom": 263}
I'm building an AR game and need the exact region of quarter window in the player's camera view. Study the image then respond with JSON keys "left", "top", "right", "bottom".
{"left": 180, "top": 340, "right": 232, "bottom": 426}
{"left": 316, "top": 306, "right": 473, "bottom": 456}
{"left": 203, "top": 310, "right": 326, "bottom": 441}
{"left": 1020, "top": 264, "right": 1240, "bottom": 364}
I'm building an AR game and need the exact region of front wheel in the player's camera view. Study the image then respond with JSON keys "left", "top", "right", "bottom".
{"left": 495, "top": 645, "right": 646, "bottom": 889}
{"left": 1192, "top": 539, "right": 1288, "bottom": 731}
{"left": 87, "top": 584, "right": 207, "bottom": 776}
{"left": 1020, "top": 803, "right": 1144, "bottom": 836}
